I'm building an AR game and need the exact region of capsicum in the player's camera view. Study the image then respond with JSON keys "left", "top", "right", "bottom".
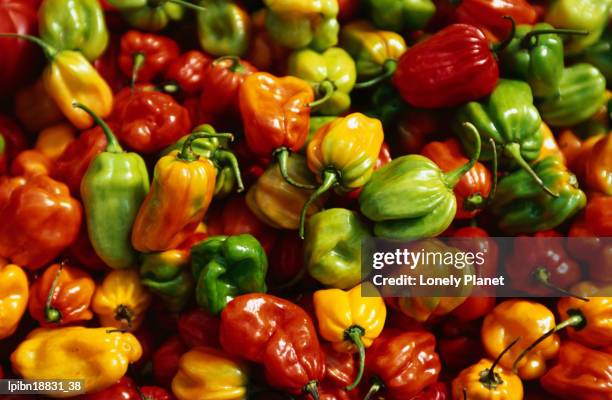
{"left": 106, "top": 0, "right": 205, "bottom": 32}
{"left": 367, "top": 0, "right": 435, "bottom": 33}
{"left": 581, "top": 29, "right": 612, "bottom": 83}
{"left": 197, "top": 0, "right": 250, "bottom": 57}
{"left": 14, "top": 77, "right": 65, "bottom": 133}
{"left": 191, "top": 234, "right": 267, "bottom": 315}
{"left": 140, "top": 249, "right": 194, "bottom": 312}
{"left": 10, "top": 149, "right": 52, "bottom": 177}
{"left": 556, "top": 296, "right": 612, "bottom": 348}
{"left": 178, "top": 308, "right": 220, "bottom": 348}
{"left": 38, "top": 0, "right": 109, "bottom": 61}
{"left": 164, "top": 50, "right": 211, "bottom": 95}
{"left": 0, "top": 263, "right": 28, "bottom": 340}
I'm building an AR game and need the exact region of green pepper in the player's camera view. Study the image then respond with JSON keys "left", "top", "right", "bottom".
{"left": 107, "top": 0, "right": 204, "bottom": 32}
{"left": 580, "top": 29, "right": 612, "bottom": 84}
{"left": 545, "top": 0, "right": 612, "bottom": 55}
{"left": 288, "top": 47, "right": 356, "bottom": 116}
{"left": 264, "top": 0, "right": 339, "bottom": 51}
{"left": 191, "top": 234, "right": 268, "bottom": 315}
{"left": 38, "top": 0, "right": 109, "bottom": 61}
{"left": 359, "top": 123, "right": 481, "bottom": 240}
{"left": 140, "top": 250, "right": 194, "bottom": 312}
{"left": 490, "top": 156, "right": 586, "bottom": 234}
{"left": 365, "top": 83, "right": 405, "bottom": 129}
{"left": 197, "top": 0, "right": 250, "bottom": 57}
{"left": 538, "top": 64, "right": 607, "bottom": 127}
{"left": 500, "top": 23, "right": 589, "bottom": 98}
{"left": 455, "top": 79, "right": 556, "bottom": 197}
{"left": 367, "top": 0, "right": 435, "bottom": 33}
{"left": 161, "top": 125, "right": 244, "bottom": 199}
{"left": 301, "top": 116, "right": 338, "bottom": 153}
{"left": 77, "top": 104, "right": 150, "bottom": 270}
{"left": 304, "top": 208, "right": 371, "bottom": 289}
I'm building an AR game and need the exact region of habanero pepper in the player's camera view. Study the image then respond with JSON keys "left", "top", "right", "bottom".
{"left": 581, "top": 29, "right": 612, "bottom": 83}
{"left": 93, "top": 33, "right": 127, "bottom": 94}
{"left": 178, "top": 308, "right": 220, "bottom": 348}
{"left": 164, "top": 50, "right": 211, "bottom": 95}
{"left": 28, "top": 262, "right": 95, "bottom": 327}
{"left": 321, "top": 343, "right": 357, "bottom": 392}
{"left": 536, "top": 122, "right": 565, "bottom": 163}
{"left": 65, "top": 221, "right": 107, "bottom": 271}
{"left": 439, "top": 318, "right": 486, "bottom": 371}
{"left": 245, "top": 9, "right": 289, "bottom": 74}
{"left": 220, "top": 293, "right": 325, "bottom": 399}
{"left": 582, "top": 133, "right": 612, "bottom": 196}
{"left": 106, "top": 0, "right": 205, "bottom": 32}
{"left": 77, "top": 104, "right": 149, "bottom": 269}
{"left": 153, "top": 336, "right": 187, "bottom": 388}
{"left": 268, "top": 234, "right": 304, "bottom": 288}
{"left": 34, "top": 123, "right": 76, "bottom": 162}
{"left": 197, "top": 0, "right": 251, "bottom": 57}
{"left": 0, "top": 263, "right": 28, "bottom": 340}
{"left": 367, "top": 0, "right": 435, "bottom": 33}
{"left": 140, "top": 249, "right": 194, "bottom": 312}
{"left": 556, "top": 296, "right": 612, "bottom": 348}
{"left": 14, "top": 77, "right": 64, "bottom": 133}
{"left": 0, "top": 174, "right": 81, "bottom": 270}
{"left": 9, "top": 149, "right": 52, "bottom": 177}
{"left": 0, "top": 114, "right": 28, "bottom": 175}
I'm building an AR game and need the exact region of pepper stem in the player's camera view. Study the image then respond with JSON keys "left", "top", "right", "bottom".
{"left": 214, "top": 149, "right": 245, "bottom": 193}
{"left": 156, "top": 81, "right": 181, "bottom": 94}
{"left": 212, "top": 56, "right": 246, "bottom": 73}
{"left": 463, "top": 137, "right": 498, "bottom": 210}
{"left": 345, "top": 326, "right": 366, "bottom": 390}
{"left": 303, "top": 381, "right": 319, "bottom": 400}
{"left": 520, "top": 29, "right": 589, "bottom": 49}
{"left": 299, "top": 169, "right": 339, "bottom": 239}
{"left": 168, "top": 0, "right": 207, "bottom": 12}
{"left": 275, "top": 148, "right": 317, "bottom": 189}
{"left": 114, "top": 304, "right": 134, "bottom": 330}
{"left": 44, "top": 262, "right": 65, "bottom": 323}
{"left": 533, "top": 267, "right": 590, "bottom": 301}
{"left": 179, "top": 127, "right": 235, "bottom": 161}
{"left": 503, "top": 143, "right": 558, "bottom": 197}
{"left": 0, "top": 33, "right": 57, "bottom": 60}
{"left": 363, "top": 377, "right": 384, "bottom": 400}
{"left": 491, "top": 16, "right": 516, "bottom": 53}
{"left": 445, "top": 122, "right": 481, "bottom": 187}
{"left": 131, "top": 52, "right": 145, "bottom": 91}
{"left": 309, "top": 80, "right": 335, "bottom": 108}
{"left": 353, "top": 59, "right": 397, "bottom": 89}
{"left": 73, "top": 102, "right": 123, "bottom": 153}
{"left": 479, "top": 337, "right": 520, "bottom": 390}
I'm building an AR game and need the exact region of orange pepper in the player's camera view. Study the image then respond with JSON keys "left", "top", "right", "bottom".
{"left": 35, "top": 123, "right": 76, "bottom": 161}
{"left": 584, "top": 133, "right": 611, "bottom": 195}
{"left": 9, "top": 150, "right": 53, "bottom": 177}
{"left": 536, "top": 122, "right": 565, "bottom": 163}
{"left": 0, "top": 263, "right": 29, "bottom": 340}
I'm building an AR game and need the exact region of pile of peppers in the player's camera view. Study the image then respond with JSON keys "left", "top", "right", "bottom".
{"left": 0, "top": 0, "right": 611, "bottom": 399}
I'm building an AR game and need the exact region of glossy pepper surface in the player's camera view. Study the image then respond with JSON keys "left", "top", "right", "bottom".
{"left": 164, "top": 50, "right": 210, "bottom": 95}
{"left": 220, "top": 293, "right": 325, "bottom": 399}
{"left": 29, "top": 262, "right": 95, "bottom": 327}
{"left": 0, "top": 175, "right": 81, "bottom": 270}
{"left": 393, "top": 24, "right": 499, "bottom": 109}
{"left": 35, "top": 123, "right": 76, "bottom": 162}
{"left": 452, "top": 357, "right": 523, "bottom": 400}
{"left": 118, "top": 30, "right": 180, "bottom": 84}
{"left": 10, "top": 149, "right": 52, "bottom": 177}
{"left": 448, "top": 0, "right": 536, "bottom": 39}
{"left": 79, "top": 105, "right": 149, "bottom": 269}
{"left": 172, "top": 346, "right": 249, "bottom": 400}
{"left": 140, "top": 249, "right": 194, "bottom": 312}
{"left": 288, "top": 47, "right": 356, "bottom": 116}
{"left": 557, "top": 296, "right": 612, "bottom": 348}
{"left": 92, "top": 269, "right": 152, "bottom": 331}
{"left": 197, "top": 0, "right": 250, "bottom": 57}
{"left": 106, "top": 0, "right": 186, "bottom": 32}
{"left": 314, "top": 283, "right": 386, "bottom": 390}
{"left": 191, "top": 234, "right": 268, "bottom": 315}
{"left": 11, "top": 327, "right": 142, "bottom": 395}
{"left": 38, "top": 0, "right": 108, "bottom": 61}
{"left": 367, "top": 0, "right": 435, "bottom": 32}
{"left": 490, "top": 156, "right": 586, "bottom": 234}
{"left": 0, "top": 263, "right": 28, "bottom": 340}
{"left": 14, "top": 77, "right": 65, "bottom": 133}
{"left": 305, "top": 208, "right": 371, "bottom": 289}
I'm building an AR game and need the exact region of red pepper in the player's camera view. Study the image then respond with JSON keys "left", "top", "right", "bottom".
{"left": 199, "top": 56, "right": 257, "bottom": 121}
{"left": 77, "top": 376, "right": 138, "bottom": 400}
{"left": 450, "top": 297, "right": 496, "bottom": 322}
{"left": 109, "top": 85, "right": 191, "bottom": 153}
{"left": 220, "top": 293, "right": 325, "bottom": 398}
{"left": 10, "top": 150, "right": 52, "bottom": 177}
{"left": 119, "top": 30, "right": 180, "bottom": 85}
{"left": 364, "top": 329, "right": 441, "bottom": 400}
{"left": 0, "top": 0, "right": 41, "bottom": 95}
{"left": 0, "top": 114, "right": 28, "bottom": 175}
{"left": 133, "top": 326, "right": 155, "bottom": 371}
{"left": 268, "top": 233, "right": 304, "bottom": 287}
{"left": 153, "top": 335, "right": 188, "bottom": 388}
{"left": 421, "top": 138, "right": 492, "bottom": 219}
{"left": 94, "top": 34, "right": 127, "bottom": 93}
{"left": 52, "top": 126, "right": 108, "bottom": 197}
{"left": 411, "top": 382, "right": 450, "bottom": 400}
{"left": 139, "top": 386, "right": 174, "bottom": 400}
{"left": 165, "top": 50, "right": 211, "bottom": 95}
{"left": 438, "top": 318, "right": 485, "bottom": 371}
{"left": 337, "top": 0, "right": 360, "bottom": 22}
{"left": 506, "top": 230, "right": 583, "bottom": 297}
{"left": 393, "top": 24, "right": 499, "bottom": 109}
{"left": 322, "top": 343, "right": 357, "bottom": 390}
{"left": 177, "top": 308, "right": 220, "bottom": 348}
{"left": 394, "top": 109, "right": 444, "bottom": 156}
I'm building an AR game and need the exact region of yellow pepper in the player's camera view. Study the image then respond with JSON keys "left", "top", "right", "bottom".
{"left": 536, "top": 122, "right": 565, "bottom": 164}
{"left": 393, "top": 297, "right": 467, "bottom": 323}
{"left": 313, "top": 283, "right": 386, "bottom": 389}
{"left": 452, "top": 357, "right": 523, "bottom": 400}
{"left": 35, "top": 123, "right": 76, "bottom": 161}
{"left": 571, "top": 281, "right": 612, "bottom": 297}
{"left": 92, "top": 269, "right": 152, "bottom": 331}
{"left": 482, "top": 300, "right": 560, "bottom": 380}
{"left": 11, "top": 327, "right": 141, "bottom": 397}
{"left": 0, "top": 263, "right": 29, "bottom": 340}
{"left": 172, "top": 346, "right": 249, "bottom": 400}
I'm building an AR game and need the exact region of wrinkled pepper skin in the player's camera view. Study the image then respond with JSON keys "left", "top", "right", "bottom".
{"left": 35, "top": 123, "right": 76, "bottom": 162}
{"left": 131, "top": 149, "right": 216, "bottom": 253}
{"left": 197, "top": 0, "right": 250, "bottom": 57}
{"left": 264, "top": 0, "right": 340, "bottom": 51}
{"left": 0, "top": 175, "right": 81, "bottom": 270}
{"left": 118, "top": 31, "right": 180, "bottom": 84}
{"left": 164, "top": 50, "right": 211, "bottom": 95}
{"left": 10, "top": 149, "right": 52, "bottom": 177}
{"left": 490, "top": 156, "right": 586, "bottom": 234}
{"left": 38, "top": 0, "right": 108, "bottom": 61}
{"left": 538, "top": 63, "right": 607, "bottom": 127}
{"left": 541, "top": 341, "right": 612, "bottom": 400}
{"left": 482, "top": 300, "right": 560, "bottom": 380}
{"left": 140, "top": 249, "right": 194, "bottom": 312}
{"left": 92, "top": 269, "right": 152, "bottom": 331}
{"left": 81, "top": 111, "right": 149, "bottom": 269}
{"left": 288, "top": 47, "right": 356, "bottom": 115}
{"left": 367, "top": 0, "right": 435, "bottom": 32}
{"left": 11, "top": 327, "right": 142, "bottom": 396}
{"left": 29, "top": 262, "right": 95, "bottom": 327}
{"left": 14, "top": 77, "right": 65, "bottom": 133}
{"left": 449, "top": 0, "right": 536, "bottom": 39}
{"left": 247, "top": 153, "right": 322, "bottom": 230}
{"left": 220, "top": 294, "right": 325, "bottom": 398}
{"left": 500, "top": 23, "right": 567, "bottom": 98}
{"left": 545, "top": 0, "right": 612, "bottom": 55}
{"left": 340, "top": 21, "right": 407, "bottom": 80}
{"left": 452, "top": 358, "right": 523, "bottom": 400}
{"left": 240, "top": 72, "right": 314, "bottom": 158}
{"left": 0, "top": 263, "right": 28, "bottom": 340}
{"left": 583, "top": 133, "right": 612, "bottom": 195}
{"left": 172, "top": 346, "right": 250, "bottom": 400}
{"left": 305, "top": 208, "right": 371, "bottom": 289}
{"left": 106, "top": 0, "right": 184, "bottom": 32}
{"left": 191, "top": 234, "right": 268, "bottom": 315}
{"left": 558, "top": 296, "right": 612, "bottom": 348}
{"left": 393, "top": 24, "right": 498, "bottom": 109}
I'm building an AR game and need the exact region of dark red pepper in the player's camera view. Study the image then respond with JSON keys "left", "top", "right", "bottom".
{"left": 94, "top": 34, "right": 127, "bottom": 94}
{"left": 77, "top": 376, "right": 138, "bottom": 400}
{"left": 152, "top": 336, "right": 188, "bottom": 388}
{"left": 0, "top": 114, "right": 28, "bottom": 175}
{"left": 439, "top": 318, "right": 485, "bottom": 371}
{"left": 268, "top": 234, "right": 304, "bottom": 287}
{"left": 164, "top": 50, "right": 211, "bottom": 95}
{"left": 177, "top": 308, "right": 220, "bottom": 348}
{"left": 64, "top": 221, "right": 107, "bottom": 271}
{"left": 411, "top": 382, "right": 450, "bottom": 400}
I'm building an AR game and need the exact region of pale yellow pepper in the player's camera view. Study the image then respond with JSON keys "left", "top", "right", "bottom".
{"left": 0, "top": 263, "right": 29, "bottom": 340}
{"left": 35, "top": 123, "right": 76, "bottom": 161}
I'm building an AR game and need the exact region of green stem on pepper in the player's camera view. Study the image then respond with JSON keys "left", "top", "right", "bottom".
{"left": 345, "top": 325, "right": 366, "bottom": 390}
{"left": 353, "top": 59, "right": 397, "bottom": 90}
{"left": 503, "top": 143, "right": 558, "bottom": 197}
{"left": 73, "top": 102, "right": 124, "bottom": 153}
{"left": 533, "top": 267, "right": 589, "bottom": 301}
{"left": 299, "top": 168, "right": 339, "bottom": 239}
{"left": 309, "top": 80, "right": 335, "bottom": 108}
{"left": 479, "top": 337, "right": 520, "bottom": 390}
{"left": 275, "top": 148, "right": 317, "bottom": 190}
{"left": 444, "top": 122, "right": 482, "bottom": 188}
{"left": 44, "top": 262, "right": 65, "bottom": 323}
{"left": 363, "top": 376, "right": 385, "bottom": 400}
{"left": 0, "top": 33, "right": 57, "bottom": 60}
